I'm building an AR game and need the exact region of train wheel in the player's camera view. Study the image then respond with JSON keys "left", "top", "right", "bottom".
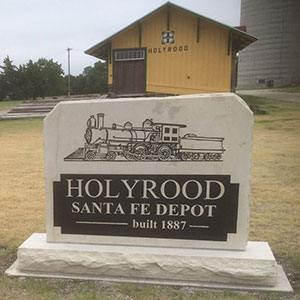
{"left": 210, "top": 153, "right": 216, "bottom": 161}
{"left": 180, "top": 152, "right": 189, "bottom": 161}
{"left": 158, "top": 145, "right": 171, "bottom": 161}
{"left": 204, "top": 153, "right": 210, "bottom": 161}
{"left": 198, "top": 153, "right": 205, "bottom": 161}
{"left": 124, "top": 151, "right": 134, "bottom": 160}
{"left": 84, "top": 128, "right": 92, "bottom": 144}
{"left": 192, "top": 153, "right": 199, "bottom": 161}
{"left": 106, "top": 151, "right": 116, "bottom": 161}
{"left": 133, "top": 144, "right": 147, "bottom": 161}
{"left": 206, "top": 153, "right": 216, "bottom": 161}
{"left": 214, "top": 153, "right": 222, "bottom": 161}
{"left": 85, "top": 150, "right": 96, "bottom": 160}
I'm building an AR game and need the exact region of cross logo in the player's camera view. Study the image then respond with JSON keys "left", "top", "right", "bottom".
{"left": 162, "top": 31, "right": 175, "bottom": 44}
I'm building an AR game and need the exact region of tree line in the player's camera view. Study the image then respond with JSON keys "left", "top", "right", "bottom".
{"left": 0, "top": 56, "right": 108, "bottom": 101}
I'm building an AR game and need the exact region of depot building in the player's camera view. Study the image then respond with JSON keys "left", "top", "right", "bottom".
{"left": 85, "top": 2, "right": 257, "bottom": 96}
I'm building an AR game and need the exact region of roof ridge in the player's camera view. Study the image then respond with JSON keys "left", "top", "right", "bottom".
{"left": 85, "top": 1, "right": 257, "bottom": 58}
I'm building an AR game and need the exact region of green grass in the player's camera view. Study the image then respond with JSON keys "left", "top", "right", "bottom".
{"left": 289, "top": 251, "right": 300, "bottom": 269}
{"left": 0, "top": 275, "right": 297, "bottom": 300}
{"left": 239, "top": 94, "right": 300, "bottom": 128}
{"left": 239, "top": 94, "right": 300, "bottom": 114}
{"left": 0, "top": 97, "right": 300, "bottom": 299}
{"left": 0, "top": 118, "right": 43, "bottom": 132}
{"left": 240, "top": 95, "right": 300, "bottom": 296}
{"left": 275, "top": 86, "right": 300, "bottom": 93}
{"left": 0, "top": 100, "right": 23, "bottom": 111}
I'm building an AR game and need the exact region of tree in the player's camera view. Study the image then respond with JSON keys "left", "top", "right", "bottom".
{"left": 0, "top": 75, "right": 6, "bottom": 101}
{"left": 0, "top": 57, "right": 65, "bottom": 100}
{"left": 25, "top": 58, "right": 65, "bottom": 99}
{"left": 69, "top": 74, "right": 86, "bottom": 95}
{"left": 0, "top": 56, "right": 20, "bottom": 100}
{"left": 83, "top": 61, "right": 108, "bottom": 94}
{"left": 36, "top": 58, "right": 65, "bottom": 97}
{"left": 0, "top": 56, "right": 107, "bottom": 100}
{"left": 25, "top": 59, "right": 44, "bottom": 99}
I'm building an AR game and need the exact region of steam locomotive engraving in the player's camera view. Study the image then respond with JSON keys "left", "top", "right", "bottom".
{"left": 64, "top": 113, "right": 225, "bottom": 162}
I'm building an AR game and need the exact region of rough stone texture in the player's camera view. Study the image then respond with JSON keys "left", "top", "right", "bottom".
{"left": 8, "top": 234, "right": 282, "bottom": 287}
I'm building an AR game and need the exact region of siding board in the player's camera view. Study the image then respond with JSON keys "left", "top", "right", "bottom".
{"left": 108, "top": 6, "right": 232, "bottom": 94}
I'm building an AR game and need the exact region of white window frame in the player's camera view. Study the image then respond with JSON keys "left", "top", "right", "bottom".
{"left": 114, "top": 50, "right": 145, "bottom": 61}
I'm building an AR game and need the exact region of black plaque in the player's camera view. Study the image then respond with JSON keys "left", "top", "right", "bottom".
{"left": 54, "top": 174, "right": 239, "bottom": 242}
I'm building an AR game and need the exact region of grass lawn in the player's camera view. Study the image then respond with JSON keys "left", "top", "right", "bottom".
{"left": 0, "top": 100, "right": 23, "bottom": 111}
{"left": 0, "top": 96, "right": 299, "bottom": 299}
{"left": 275, "top": 86, "right": 300, "bottom": 93}
{"left": 241, "top": 95, "right": 300, "bottom": 266}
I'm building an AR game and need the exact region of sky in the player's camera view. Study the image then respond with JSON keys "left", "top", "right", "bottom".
{"left": 0, "top": 0, "right": 241, "bottom": 76}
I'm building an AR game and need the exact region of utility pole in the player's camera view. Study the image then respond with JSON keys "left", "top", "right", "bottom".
{"left": 67, "top": 48, "right": 72, "bottom": 96}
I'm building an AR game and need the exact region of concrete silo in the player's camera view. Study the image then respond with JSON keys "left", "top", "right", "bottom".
{"left": 237, "top": 0, "right": 300, "bottom": 89}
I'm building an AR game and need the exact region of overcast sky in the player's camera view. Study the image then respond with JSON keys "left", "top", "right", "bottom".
{"left": 0, "top": 0, "right": 241, "bottom": 75}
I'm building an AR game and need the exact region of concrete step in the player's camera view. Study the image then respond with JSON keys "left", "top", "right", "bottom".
{"left": 1, "top": 113, "right": 48, "bottom": 119}
{"left": 9, "top": 107, "right": 55, "bottom": 113}
{"left": 17, "top": 103, "right": 58, "bottom": 107}
{"left": 0, "top": 95, "right": 107, "bottom": 120}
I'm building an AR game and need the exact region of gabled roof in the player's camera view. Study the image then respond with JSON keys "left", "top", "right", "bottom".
{"left": 85, "top": 1, "right": 257, "bottom": 60}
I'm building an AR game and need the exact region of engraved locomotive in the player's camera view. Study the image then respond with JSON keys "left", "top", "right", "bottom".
{"left": 79, "top": 113, "right": 225, "bottom": 161}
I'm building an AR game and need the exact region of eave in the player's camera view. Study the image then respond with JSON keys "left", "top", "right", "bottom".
{"left": 85, "top": 1, "right": 257, "bottom": 60}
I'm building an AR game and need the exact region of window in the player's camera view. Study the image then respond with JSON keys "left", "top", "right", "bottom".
{"left": 163, "top": 126, "right": 180, "bottom": 143}
{"left": 115, "top": 50, "right": 145, "bottom": 61}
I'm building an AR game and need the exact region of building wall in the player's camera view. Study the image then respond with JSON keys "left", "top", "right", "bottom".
{"left": 237, "top": 0, "right": 300, "bottom": 89}
{"left": 108, "top": 6, "right": 232, "bottom": 94}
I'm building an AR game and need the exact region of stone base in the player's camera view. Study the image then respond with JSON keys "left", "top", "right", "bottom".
{"left": 6, "top": 233, "right": 292, "bottom": 292}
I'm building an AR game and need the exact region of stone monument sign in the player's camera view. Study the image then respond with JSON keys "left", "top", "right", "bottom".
{"left": 6, "top": 94, "right": 292, "bottom": 291}
{"left": 45, "top": 93, "right": 250, "bottom": 250}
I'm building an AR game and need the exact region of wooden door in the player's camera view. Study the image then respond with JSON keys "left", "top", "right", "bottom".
{"left": 113, "top": 49, "right": 146, "bottom": 95}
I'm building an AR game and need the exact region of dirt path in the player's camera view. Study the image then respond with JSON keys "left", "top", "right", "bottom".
{"left": 237, "top": 89, "right": 300, "bottom": 103}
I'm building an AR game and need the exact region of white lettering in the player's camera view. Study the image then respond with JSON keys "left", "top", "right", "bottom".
{"left": 182, "top": 180, "right": 202, "bottom": 200}
{"left": 105, "top": 179, "right": 120, "bottom": 198}
{"left": 205, "top": 204, "right": 217, "bottom": 217}
{"left": 81, "top": 202, "right": 91, "bottom": 214}
{"left": 168, "top": 204, "right": 179, "bottom": 216}
{"left": 85, "top": 179, "right": 103, "bottom": 198}
{"left": 114, "top": 203, "right": 125, "bottom": 215}
{"left": 140, "top": 203, "right": 151, "bottom": 215}
{"left": 180, "top": 204, "right": 190, "bottom": 216}
{"left": 204, "top": 180, "right": 225, "bottom": 200}
{"left": 142, "top": 180, "right": 159, "bottom": 199}
{"left": 92, "top": 202, "right": 102, "bottom": 214}
{"left": 191, "top": 205, "right": 204, "bottom": 217}
{"left": 66, "top": 179, "right": 83, "bottom": 197}
{"left": 121, "top": 179, "right": 140, "bottom": 198}
{"left": 161, "top": 180, "right": 180, "bottom": 199}
{"left": 130, "top": 203, "right": 140, "bottom": 215}
{"left": 156, "top": 204, "right": 168, "bottom": 215}
{"left": 71, "top": 201, "right": 80, "bottom": 213}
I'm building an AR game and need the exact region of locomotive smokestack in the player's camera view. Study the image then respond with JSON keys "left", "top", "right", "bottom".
{"left": 97, "top": 113, "right": 104, "bottom": 129}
